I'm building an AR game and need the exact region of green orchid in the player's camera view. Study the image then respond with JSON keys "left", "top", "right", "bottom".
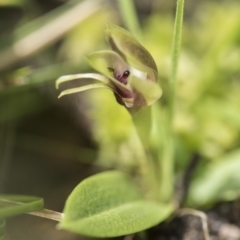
{"left": 56, "top": 23, "right": 162, "bottom": 108}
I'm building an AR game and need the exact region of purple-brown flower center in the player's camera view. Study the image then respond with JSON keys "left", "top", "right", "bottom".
{"left": 108, "top": 67, "right": 130, "bottom": 85}
{"left": 114, "top": 70, "right": 130, "bottom": 85}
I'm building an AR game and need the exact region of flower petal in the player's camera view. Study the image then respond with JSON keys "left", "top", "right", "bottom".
{"left": 86, "top": 50, "right": 129, "bottom": 85}
{"left": 56, "top": 73, "right": 110, "bottom": 89}
{"left": 129, "top": 76, "right": 162, "bottom": 106}
{"left": 105, "top": 23, "right": 158, "bottom": 82}
{"left": 86, "top": 50, "right": 134, "bottom": 99}
{"left": 58, "top": 83, "right": 113, "bottom": 98}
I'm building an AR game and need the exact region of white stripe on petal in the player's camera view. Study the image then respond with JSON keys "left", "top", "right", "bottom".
{"left": 129, "top": 67, "right": 147, "bottom": 80}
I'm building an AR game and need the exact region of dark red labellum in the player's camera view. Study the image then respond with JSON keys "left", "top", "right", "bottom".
{"left": 114, "top": 70, "right": 130, "bottom": 85}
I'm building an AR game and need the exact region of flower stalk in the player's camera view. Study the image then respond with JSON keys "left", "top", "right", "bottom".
{"left": 117, "top": 0, "right": 142, "bottom": 41}
{"left": 160, "top": 0, "right": 185, "bottom": 203}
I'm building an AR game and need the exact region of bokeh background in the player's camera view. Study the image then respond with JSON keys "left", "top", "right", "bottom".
{"left": 0, "top": 0, "right": 240, "bottom": 239}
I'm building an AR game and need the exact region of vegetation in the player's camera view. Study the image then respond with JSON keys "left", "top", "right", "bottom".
{"left": 0, "top": 0, "right": 240, "bottom": 239}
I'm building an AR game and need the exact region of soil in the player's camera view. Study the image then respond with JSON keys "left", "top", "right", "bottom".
{"left": 147, "top": 206, "right": 240, "bottom": 240}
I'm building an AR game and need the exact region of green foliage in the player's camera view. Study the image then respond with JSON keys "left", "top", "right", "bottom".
{"left": 86, "top": 90, "right": 143, "bottom": 170}
{"left": 179, "top": 4, "right": 239, "bottom": 157}
{"left": 0, "top": 195, "right": 43, "bottom": 218}
{"left": 2, "top": 0, "right": 240, "bottom": 239}
{"left": 142, "top": 2, "right": 240, "bottom": 164}
{"left": 0, "top": 195, "right": 43, "bottom": 239}
{"left": 57, "top": 2, "right": 185, "bottom": 236}
{"left": 0, "top": 88, "right": 50, "bottom": 123}
{"left": 60, "top": 171, "right": 173, "bottom": 237}
{"left": 188, "top": 149, "right": 240, "bottom": 207}
{"left": 59, "top": 11, "right": 113, "bottom": 63}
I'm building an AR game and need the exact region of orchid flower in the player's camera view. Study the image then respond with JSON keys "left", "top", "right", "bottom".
{"left": 56, "top": 23, "right": 162, "bottom": 108}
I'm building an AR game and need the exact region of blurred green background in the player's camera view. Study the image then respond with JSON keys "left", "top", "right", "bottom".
{"left": 0, "top": 0, "right": 240, "bottom": 239}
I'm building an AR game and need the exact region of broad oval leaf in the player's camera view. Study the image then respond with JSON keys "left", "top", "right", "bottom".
{"left": 60, "top": 171, "right": 173, "bottom": 237}
{"left": 187, "top": 149, "right": 240, "bottom": 207}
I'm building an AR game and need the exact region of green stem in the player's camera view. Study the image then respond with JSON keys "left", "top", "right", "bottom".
{"left": 0, "top": 195, "right": 43, "bottom": 218}
{"left": 117, "top": 0, "right": 158, "bottom": 199}
{"left": 0, "top": 195, "right": 62, "bottom": 239}
{"left": 160, "top": 0, "right": 185, "bottom": 202}
{"left": 117, "top": 0, "right": 142, "bottom": 40}
{"left": 132, "top": 107, "right": 160, "bottom": 200}
{"left": 0, "top": 196, "right": 43, "bottom": 240}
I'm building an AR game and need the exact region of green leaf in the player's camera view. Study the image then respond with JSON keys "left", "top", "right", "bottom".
{"left": 0, "top": 195, "right": 43, "bottom": 218}
{"left": 105, "top": 23, "right": 158, "bottom": 81}
{"left": 60, "top": 171, "right": 173, "bottom": 237}
{"left": 0, "top": 195, "right": 44, "bottom": 239}
{"left": 187, "top": 149, "right": 240, "bottom": 207}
